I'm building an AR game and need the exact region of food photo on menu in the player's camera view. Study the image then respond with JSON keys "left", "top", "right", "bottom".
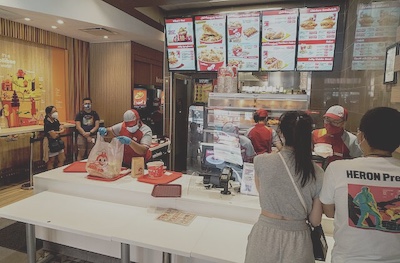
{"left": 263, "top": 27, "right": 288, "bottom": 42}
{"left": 198, "top": 48, "right": 225, "bottom": 71}
{"left": 228, "top": 21, "right": 243, "bottom": 42}
{"left": 300, "top": 15, "right": 318, "bottom": 30}
{"left": 200, "top": 23, "right": 223, "bottom": 43}
{"left": 172, "top": 27, "right": 192, "bottom": 43}
{"left": 168, "top": 50, "right": 183, "bottom": 69}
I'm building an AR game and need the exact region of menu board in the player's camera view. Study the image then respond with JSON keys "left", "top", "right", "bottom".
{"left": 351, "top": 2, "right": 400, "bottom": 70}
{"left": 261, "top": 9, "right": 298, "bottom": 71}
{"left": 227, "top": 12, "right": 260, "bottom": 71}
{"left": 165, "top": 17, "right": 196, "bottom": 71}
{"left": 297, "top": 6, "right": 340, "bottom": 71}
{"left": 195, "top": 15, "right": 226, "bottom": 71}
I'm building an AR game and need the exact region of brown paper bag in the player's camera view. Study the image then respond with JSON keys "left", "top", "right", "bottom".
{"left": 131, "top": 157, "right": 144, "bottom": 178}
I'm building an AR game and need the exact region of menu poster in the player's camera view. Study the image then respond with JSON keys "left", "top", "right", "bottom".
{"left": 351, "top": 2, "right": 400, "bottom": 70}
{"left": 165, "top": 17, "right": 196, "bottom": 71}
{"left": 195, "top": 15, "right": 226, "bottom": 71}
{"left": 261, "top": 9, "right": 298, "bottom": 71}
{"left": 227, "top": 12, "right": 260, "bottom": 71}
{"left": 133, "top": 89, "right": 147, "bottom": 107}
{"left": 297, "top": 6, "right": 340, "bottom": 71}
{"left": 384, "top": 43, "right": 399, "bottom": 84}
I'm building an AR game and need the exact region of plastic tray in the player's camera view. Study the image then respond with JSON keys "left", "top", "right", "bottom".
{"left": 151, "top": 184, "right": 182, "bottom": 197}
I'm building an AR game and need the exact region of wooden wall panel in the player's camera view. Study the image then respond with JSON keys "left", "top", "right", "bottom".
{"left": 89, "top": 42, "right": 131, "bottom": 126}
{"left": 151, "top": 65, "right": 163, "bottom": 86}
{"left": 134, "top": 61, "right": 151, "bottom": 85}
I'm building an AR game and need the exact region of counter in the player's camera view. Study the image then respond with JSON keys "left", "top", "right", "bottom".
{"left": 33, "top": 165, "right": 334, "bottom": 263}
{"left": 0, "top": 122, "right": 76, "bottom": 137}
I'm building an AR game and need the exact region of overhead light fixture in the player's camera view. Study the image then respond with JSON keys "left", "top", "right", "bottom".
{"left": 24, "top": 17, "right": 31, "bottom": 21}
{"left": 103, "top": 35, "right": 109, "bottom": 39}
{"left": 51, "top": 25, "right": 57, "bottom": 29}
{"left": 57, "top": 19, "right": 64, "bottom": 24}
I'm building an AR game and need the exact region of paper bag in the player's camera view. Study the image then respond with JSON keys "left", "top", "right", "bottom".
{"left": 131, "top": 157, "right": 144, "bottom": 178}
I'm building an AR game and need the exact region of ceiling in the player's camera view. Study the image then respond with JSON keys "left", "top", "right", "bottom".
{"left": 0, "top": 0, "right": 297, "bottom": 51}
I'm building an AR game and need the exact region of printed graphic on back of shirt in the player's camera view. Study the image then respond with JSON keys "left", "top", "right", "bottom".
{"left": 348, "top": 184, "right": 400, "bottom": 233}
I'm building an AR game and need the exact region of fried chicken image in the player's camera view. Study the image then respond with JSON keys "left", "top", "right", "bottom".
{"left": 301, "top": 18, "right": 317, "bottom": 30}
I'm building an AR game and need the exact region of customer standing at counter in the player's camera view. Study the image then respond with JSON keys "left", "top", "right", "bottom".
{"left": 245, "top": 111, "right": 324, "bottom": 263}
{"left": 44, "top": 106, "right": 66, "bottom": 170}
{"left": 98, "top": 109, "right": 152, "bottom": 167}
{"left": 245, "top": 109, "right": 283, "bottom": 155}
{"left": 320, "top": 107, "right": 400, "bottom": 263}
{"left": 75, "top": 97, "right": 100, "bottom": 161}
{"left": 312, "top": 105, "right": 362, "bottom": 168}
{"left": 222, "top": 122, "right": 255, "bottom": 163}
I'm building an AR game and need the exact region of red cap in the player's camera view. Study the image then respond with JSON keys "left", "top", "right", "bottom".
{"left": 256, "top": 109, "right": 268, "bottom": 118}
{"left": 324, "top": 105, "right": 348, "bottom": 121}
{"left": 123, "top": 109, "right": 140, "bottom": 126}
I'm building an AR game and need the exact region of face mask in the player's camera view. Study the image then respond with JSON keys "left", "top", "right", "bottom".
{"left": 83, "top": 103, "right": 91, "bottom": 110}
{"left": 51, "top": 112, "right": 59, "bottom": 119}
{"left": 126, "top": 125, "right": 139, "bottom": 133}
{"left": 324, "top": 123, "right": 343, "bottom": 135}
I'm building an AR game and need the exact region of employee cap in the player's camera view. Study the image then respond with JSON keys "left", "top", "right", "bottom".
{"left": 123, "top": 109, "right": 140, "bottom": 127}
{"left": 256, "top": 109, "right": 268, "bottom": 118}
{"left": 324, "top": 105, "right": 348, "bottom": 121}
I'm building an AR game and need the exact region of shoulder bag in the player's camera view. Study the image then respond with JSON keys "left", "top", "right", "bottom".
{"left": 49, "top": 138, "right": 65, "bottom": 153}
{"left": 278, "top": 152, "right": 328, "bottom": 261}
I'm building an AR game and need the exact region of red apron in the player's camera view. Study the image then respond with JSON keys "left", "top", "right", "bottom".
{"left": 312, "top": 128, "right": 350, "bottom": 166}
{"left": 119, "top": 123, "right": 152, "bottom": 164}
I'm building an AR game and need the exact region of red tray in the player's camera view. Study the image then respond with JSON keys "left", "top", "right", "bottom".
{"left": 63, "top": 162, "right": 87, "bottom": 173}
{"left": 137, "top": 171, "right": 182, "bottom": 185}
{"left": 86, "top": 167, "right": 130, "bottom": 181}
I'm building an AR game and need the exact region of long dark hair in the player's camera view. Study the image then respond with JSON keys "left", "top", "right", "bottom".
{"left": 279, "top": 111, "right": 315, "bottom": 187}
{"left": 45, "top": 106, "right": 54, "bottom": 118}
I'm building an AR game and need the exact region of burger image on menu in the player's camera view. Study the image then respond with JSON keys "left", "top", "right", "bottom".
{"left": 200, "top": 24, "right": 222, "bottom": 43}
{"left": 358, "top": 13, "right": 374, "bottom": 27}
{"left": 300, "top": 17, "right": 317, "bottom": 30}
{"left": 320, "top": 16, "right": 336, "bottom": 29}
{"left": 264, "top": 57, "right": 285, "bottom": 70}
{"left": 198, "top": 48, "right": 224, "bottom": 71}
{"left": 264, "top": 28, "right": 286, "bottom": 41}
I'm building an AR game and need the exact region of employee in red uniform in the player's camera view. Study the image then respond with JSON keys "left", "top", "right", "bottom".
{"left": 99, "top": 109, "right": 152, "bottom": 166}
{"left": 245, "top": 109, "right": 283, "bottom": 155}
{"left": 312, "top": 105, "right": 362, "bottom": 168}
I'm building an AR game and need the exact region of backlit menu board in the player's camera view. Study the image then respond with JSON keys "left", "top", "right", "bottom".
{"left": 195, "top": 15, "right": 226, "bottom": 71}
{"left": 261, "top": 9, "right": 298, "bottom": 71}
{"left": 351, "top": 2, "right": 400, "bottom": 70}
{"left": 297, "top": 6, "right": 340, "bottom": 71}
{"left": 165, "top": 17, "right": 196, "bottom": 71}
{"left": 227, "top": 12, "right": 260, "bottom": 71}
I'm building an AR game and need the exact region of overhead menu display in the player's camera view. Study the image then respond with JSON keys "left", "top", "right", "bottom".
{"left": 297, "top": 6, "right": 340, "bottom": 71}
{"left": 351, "top": 2, "right": 400, "bottom": 70}
{"left": 227, "top": 12, "right": 260, "bottom": 71}
{"left": 195, "top": 15, "right": 227, "bottom": 72}
{"left": 261, "top": 9, "right": 298, "bottom": 71}
{"left": 165, "top": 17, "right": 196, "bottom": 71}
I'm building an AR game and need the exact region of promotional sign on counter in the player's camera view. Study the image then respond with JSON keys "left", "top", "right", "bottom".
{"left": 227, "top": 12, "right": 260, "bottom": 71}
{"left": 195, "top": 15, "right": 227, "bottom": 72}
{"left": 297, "top": 6, "right": 340, "bottom": 71}
{"left": 261, "top": 9, "right": 298, "bottom": 71}
{"left": 165, "top": 17, "right": 196, "bottom": 71}
{"left": 351, "top": 2, "right": 400, "bottom": 70}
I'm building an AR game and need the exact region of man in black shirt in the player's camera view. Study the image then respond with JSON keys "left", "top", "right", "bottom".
{"left": 75, "top": 97, "right": 100, "bottom": 161}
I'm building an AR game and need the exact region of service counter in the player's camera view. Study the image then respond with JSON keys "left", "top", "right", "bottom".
{"left": 33, "top": 165, "right": 334, "bottom": 263}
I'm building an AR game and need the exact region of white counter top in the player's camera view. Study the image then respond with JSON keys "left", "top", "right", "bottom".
{"left": 0, "top": 122, "right": 76, "bottom": 136}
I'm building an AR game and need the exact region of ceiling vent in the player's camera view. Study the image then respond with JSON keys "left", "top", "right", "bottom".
{"left": 80, "top": 27, "right": 117, "bottom": 36}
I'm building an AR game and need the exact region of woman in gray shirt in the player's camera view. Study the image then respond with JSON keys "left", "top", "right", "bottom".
{"left": 245, "top": 111, "right": 324, "bottom": 263}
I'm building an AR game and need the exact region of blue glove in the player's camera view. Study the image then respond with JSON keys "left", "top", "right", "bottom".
{"left": 98, "top": 127, "right": 107, "bottom": 136}
{"left": 116, "top": 136, "right": 132, "bottom": 145}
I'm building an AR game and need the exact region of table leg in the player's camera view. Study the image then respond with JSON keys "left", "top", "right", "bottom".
{"left": 121, "top": 243, "right": 129, "bottom": 263}
{"left": 162, "top": 252, "right": 171, "bottom": 263}
{"left": 26, "top": 224, "right": 36, "bottom": 263}
{"left": 72, "top": 130, "right": 76, "bottom": 162}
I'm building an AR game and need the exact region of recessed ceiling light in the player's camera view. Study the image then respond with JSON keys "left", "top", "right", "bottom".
{"left": 24, "top": 18, "right": 31, "bottom": 21}
{"left": 57, "top": 20, "right": 64, "bottom": 24}
{"left": 51, "top": 26, "right": 57, "bottom": 29}
{"left": 103, "top": 36, "right": 109, "bottom": 39}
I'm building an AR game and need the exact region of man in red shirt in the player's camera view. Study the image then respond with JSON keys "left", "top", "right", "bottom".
{"left": 312, "top": 105, "right": 362, "bottom": 168}
{"left": 246, "top": 109, "right": 282, "bottom": 155}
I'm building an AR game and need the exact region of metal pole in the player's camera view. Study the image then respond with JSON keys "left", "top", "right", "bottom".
{"left": 72, "top": 130, "right": 76, "bottom": 162}
{"left": 162, "top": 252, "right": 171, "bottom": 263}
{"left": 21, "top": 132, "right": 35, "bottom": 190}
{"left": 121, "top": 243, "right": 130, "bottom": 263}
{"left": 26, "top": 224, "right": 36, "bottom": 263}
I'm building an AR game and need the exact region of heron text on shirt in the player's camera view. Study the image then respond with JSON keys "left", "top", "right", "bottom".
{"left": 347, "top": 170, "right": 400, "bottom": 182}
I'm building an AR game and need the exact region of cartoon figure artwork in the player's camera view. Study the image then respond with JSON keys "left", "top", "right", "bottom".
{"left": 87, "top": 151, "right": 109, "bottom": 174}
{"left": 349, "top": 184, "right": 400, "bottom": 233}
{"left": 1, "top": 67, "right": 43, "bottom": 127}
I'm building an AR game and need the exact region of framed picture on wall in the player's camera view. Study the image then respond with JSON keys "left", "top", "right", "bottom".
{"left": 383, "top": 43, "right": 399, "bottom": 84}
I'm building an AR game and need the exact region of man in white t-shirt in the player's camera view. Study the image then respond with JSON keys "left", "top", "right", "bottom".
{"left": 320, "top": 107, "right": 400, "bottom": 263}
